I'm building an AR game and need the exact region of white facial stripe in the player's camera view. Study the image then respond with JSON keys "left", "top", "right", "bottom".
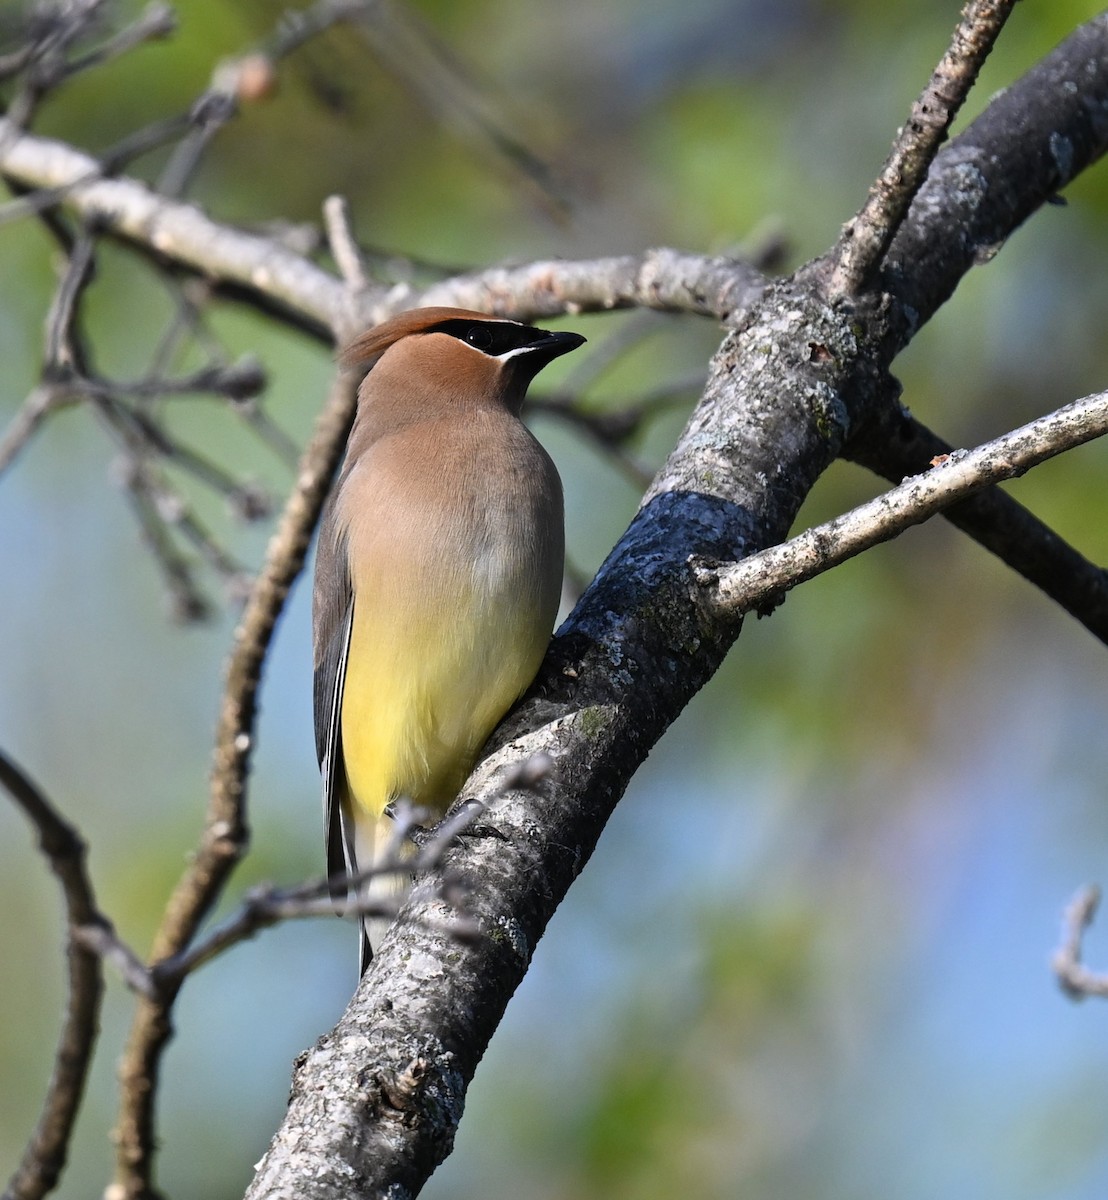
{"left": 494, "top": 343, "right": 542, "bottom": 362}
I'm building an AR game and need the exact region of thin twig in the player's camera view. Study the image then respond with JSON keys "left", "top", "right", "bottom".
{"left": 64, "top": 2, "right": 176, "bottom": 78}
{"left": 830, "top": 0, "right": 1017, "bottom": 294}
{"left": 31, "top": 203, "right": 232, "bottom": 621}
{"left": 143, "top": 754, "right": 554, "bottom": 986}
{"left": 72, "top": 923, "right": 158, "bottom": 1001}
{"left": 154, "top": 864, "right": 415, "bottom": 984}
{"left": 42, "top": 228, "right": 97, "bottom": 373}
{"left": 0, "top": 751, "right": 105, "bottom": 1200}
{"left": 109, "top": 398, "right": 273, "bottom": 518}
{"left": 117, "top": 473, "right": 213, "bottom": 622}
{"left": 266, "top": 0, "right": 365, "bottom": 58}
{"left": 32, "top": 212, "right": 232, "bottom": 621}
{"left": 97, "top": 399, "right": 245, "bottom": 616}
{"left": 0, "top": 385, "right": 76, "bottom": 475}
{"left": 693, "top": 388, "right": 1108, "bottom": 621}
{"left": 323, "top": 194, "right": 369, "bottom": 294}
{"left": 156, "top": 87, "right": 238, "bottom": 199}
{"left": 413, "top": 751, "right": 553, "bottom": 872}
{"left": 72, "top": 857, "right": 470, "bottom": 1000}
{"left": 98, "top": 113, "right": 197, "bottom": 176}
{"left": 235, "top": 402, "right": 302, "bottom": 470}
{"left": 75, "top": 358, "right": 268, "bottom": 403}
{"left": 0, "top": 0, "right": 107, "bottom": 139}
{"left": 1053, "top": 885, "right": 1108, "bottom": 1000}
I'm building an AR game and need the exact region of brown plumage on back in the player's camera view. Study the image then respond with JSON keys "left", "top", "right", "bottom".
{"left": 313, "top": 306, "right": 585, "bottom": 971}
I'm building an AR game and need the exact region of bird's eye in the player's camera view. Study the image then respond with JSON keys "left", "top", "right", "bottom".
{"left": 466, "top": 326, "right": 494, "bottom": 350}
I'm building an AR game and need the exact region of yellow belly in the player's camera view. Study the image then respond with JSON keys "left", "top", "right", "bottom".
{"left": 340, "top": 578, "right": 551, "bottom": 822}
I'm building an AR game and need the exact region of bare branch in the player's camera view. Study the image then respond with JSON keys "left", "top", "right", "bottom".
{"left": 693, "top": 388, "right": 1108, "bottom": 620}
{"left": 322, "top": 193, "right": 369, "bottom": 342}
{"left": 156, "top": 87, "right": 239, "bottom": 200}
{"left": 234, "top": 399, "right": 302, "bottom": 471}
{"left": 116, "top": 469, "right": 215, "bottom": 623}
{"left": 0, "top": 0, "right": 106, "bottom": 132}
{"left": 98, "top": 357, "right": 268, "bottom": 403}
{"left": 41, "top": 226, "right": 97, "bottom": 374}
{"left": 265, "top": 0, "right": 365, "bottom": 59}
{"left": 1053, "top": 886, "right": 1108, "bottom": 1000}
{"left": 71, "top": 923, "right": 157, "bottom": 1001}
{"left": 148, "top": 758, "right": 552, "bottom": 986}
{"left": 830, "top": 0, "right": 1017, "bottom": 294}
{"left": 0, "top": 751, "right": 105, "bottom": 1200}
{"left": 412, "top": 751, "right": 553, "bottom": 873}
{"left": 0, "top": 118, "right": 346, "bottom": 333}
{"left": 0, "top": 384, "right": 75, "bottom": 474}
{"left": 414, "top": 248, "right": 764, "bottom": 325}
{"left": 323, "top": 194, "right": 369, "bottom": 295}
{"left": 153, "top": 880, "right": 386, "bottom": 983}
{"left": 96, "top": 398, "right": 248, "bottom": 617}
{"left": 0, "top": 121, "right": 769, "bottom": 333}
{"left": 64, "top": 2, "right": 176, "bottom": 78}
{"left": 70, "top": 801, "right": 486, "bottom": 998}
{"left": 152, "top": 865, "right": 463, "bottom": 986}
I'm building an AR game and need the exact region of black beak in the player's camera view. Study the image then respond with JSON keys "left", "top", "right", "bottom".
{"left": 516, "top": 329, "right": 587, "bottom": 376}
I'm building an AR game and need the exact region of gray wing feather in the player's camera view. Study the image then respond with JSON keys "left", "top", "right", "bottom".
{"left": 312, "top": 498, "right": 359, "bottom": 893}
{"left": 318, "top": 603, "right": 355, "bottom": 887}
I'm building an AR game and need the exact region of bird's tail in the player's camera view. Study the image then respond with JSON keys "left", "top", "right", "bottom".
{"left": 354, "top": 811, "right": 412, "bottom": 973}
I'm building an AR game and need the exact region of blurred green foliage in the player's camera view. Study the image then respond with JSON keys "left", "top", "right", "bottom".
{"left": 4, "top": 2, "right": 1108, "bottom": 1199}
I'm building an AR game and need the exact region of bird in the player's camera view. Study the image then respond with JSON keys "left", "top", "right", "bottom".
{"left": 312, "top": 306, "right": 585, "bottom": 971}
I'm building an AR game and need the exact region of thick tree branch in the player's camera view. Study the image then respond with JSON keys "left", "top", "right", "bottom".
{"left": 694, "top": 388, "right": 1108, "bottom": 619}
{"left": 0, "top": 753, "right": 104, "bottom": 1200}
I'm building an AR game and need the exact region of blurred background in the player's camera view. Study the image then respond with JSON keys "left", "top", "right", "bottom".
{"left": 3, "top": 1, "right": 1108, "bottom": 1197}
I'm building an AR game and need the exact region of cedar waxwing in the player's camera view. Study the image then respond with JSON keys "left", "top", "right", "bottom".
{"left": 313, "top": 306, "right": 585, "bottom": 971}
